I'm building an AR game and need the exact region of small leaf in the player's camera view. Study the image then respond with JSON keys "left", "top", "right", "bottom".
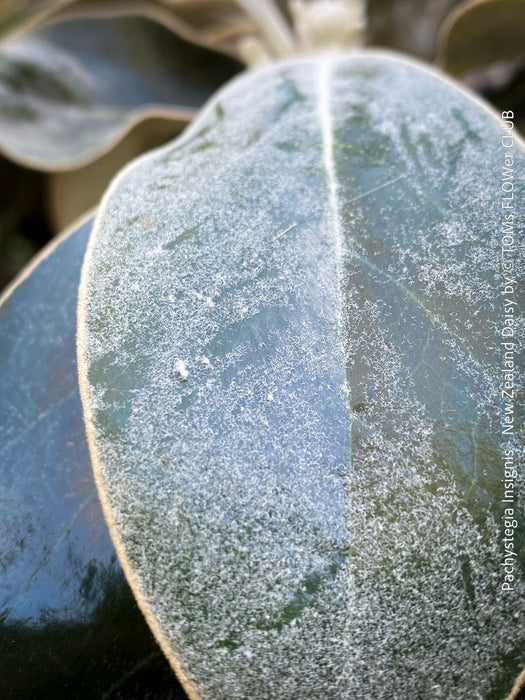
{"left": 0, "top": 216, "right": 186, "bottom": 698}
{"left": 437, "top": 0, "right": 525, "bottom": 74}
{"left": 79, "top": 53, "right": 525, "bottom": 699}
{"left": 0, "top": 13, "right": 240, "bottom": 171}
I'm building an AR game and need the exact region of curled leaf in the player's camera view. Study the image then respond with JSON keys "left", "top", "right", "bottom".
{"left": 0, "top": 155, "right": 49, "bottom": 288}
{"left": 53, "top": 0, "right": 257, "bottom": 58}
{"left": 0, "top": 13, "right": 240, "bottom": 171}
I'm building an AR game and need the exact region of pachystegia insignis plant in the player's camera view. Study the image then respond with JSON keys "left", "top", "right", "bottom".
{"left": 0, "top": 0, "right": 524, "bottom": 698}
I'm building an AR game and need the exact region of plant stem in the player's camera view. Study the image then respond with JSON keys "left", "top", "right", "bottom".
{"left": 290, "top": 0, "right": 366, "bottom": 52}
{"left": 234, "top": 0, "right": 295, "bottom": 57}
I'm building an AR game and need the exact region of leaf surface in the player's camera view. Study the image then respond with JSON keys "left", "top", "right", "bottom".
{"left": 49, "top": 117, "right": 187, "bottom": 230}
{"left": 0, "top": 217, "right": 186, "bottom": 698}
{"left": 79, "top": 52, "right": 525, "bottom": 700}
{"left": 0, "top": 13, "right": 240, "bottom": 170}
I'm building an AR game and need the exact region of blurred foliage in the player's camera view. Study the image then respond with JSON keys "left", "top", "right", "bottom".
{"left": 1, "top": 0, "right": 523, "bottom": 291}
{"left": 435, "top": 0, "right": 525, "bottom": 135}
{"left": 0, "top": 157, "right": 50, "bottom": 291}
{"left": 0, "top": 0, "right": 70, "bottom": 39}
{"left": 437, "top": 0, "right": 525, "bottom": 74}
{"left": 0, "top": 14, "right": 239, "bottom": 170}
{"left": 367, "top": 0, "right": 461, "bottom": 58}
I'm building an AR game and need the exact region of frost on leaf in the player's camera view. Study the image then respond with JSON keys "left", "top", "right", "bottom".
{"left": 79, "top": 52, "right": 525, "bottom": 700}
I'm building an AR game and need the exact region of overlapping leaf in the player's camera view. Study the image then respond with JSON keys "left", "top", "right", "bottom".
{"left": 0, "top": 12, "right": 240, "bottom": 170}
{"left": 52, "top": 0, "right": 256, "bottom": 57}
{"left": 79, "top": 51, "right": 525, "bottom": 699}
{"left": 0, "top": 216, "right": 186, "bottom": 698}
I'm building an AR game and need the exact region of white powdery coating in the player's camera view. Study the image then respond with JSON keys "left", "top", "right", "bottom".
{"left": 332, "top": 55, "right": 525, "bottom": 698}
{"left": 80, "top": 52, "right": 525, "bottom": 699}
{"left": 175, "top": 359, "right": 189, "bottom": 381}
{"left": 83, "top": 60, "right": 351, "bottom": 699}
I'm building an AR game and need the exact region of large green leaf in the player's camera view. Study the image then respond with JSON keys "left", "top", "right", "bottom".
{"left": 0, "top": 13, "right": 240, "bottom": 170}
{"left": 0, "top": 216, "right": 186, "bottom": 698}
{"left": 78, "top": 52, "right": 525, "bottom": 699}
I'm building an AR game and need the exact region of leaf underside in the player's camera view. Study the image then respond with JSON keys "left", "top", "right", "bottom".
{"left": 0, "top": 14, "right": 240, "bottom": 170}
{"left": 79, "top": 52, "right": 525, "bottom": 700}
{"left": 0, "top": 219, "right": 184, "bottom": 698}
